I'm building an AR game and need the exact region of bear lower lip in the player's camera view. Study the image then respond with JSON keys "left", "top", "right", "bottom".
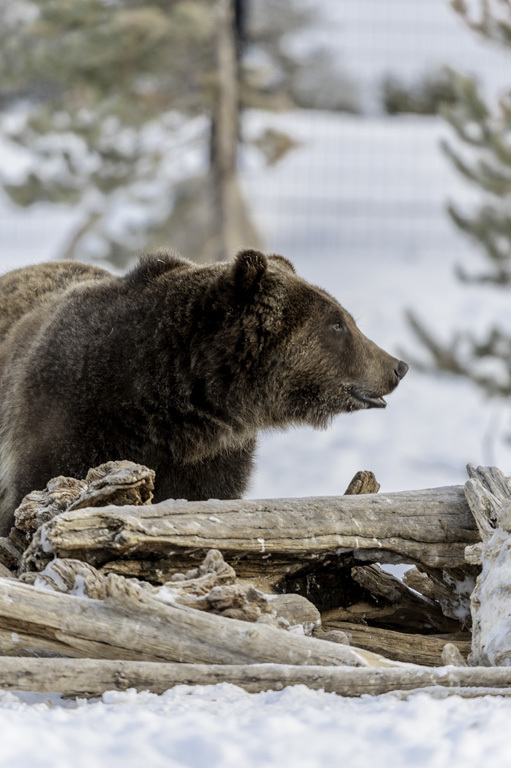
{"left": 349, "top": 388, "right": 387, "bottom": 409}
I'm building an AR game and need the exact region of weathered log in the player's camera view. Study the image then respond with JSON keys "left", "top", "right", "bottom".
{"left": 350, "top": 564, "right": 461, "bottom": 633}
{"left": 317, "top": 620, "right": 470, "bottom": 667}
{"left": 402, "top": 565, "right": 476, "bottom": 628}
{"left": 0, "top": 576, "right": 398, "bottom": 667}
{"left": 21, "top": 487, "right": 478, "bottom": 590}
{"left": 464, "top": 464, "right": 511, "bottom": 666}
{"left": 464, "top": 464, "right": 511, "bottom": 541}
{"left": 3, "top": 658, "right": 511, "bottom": 697}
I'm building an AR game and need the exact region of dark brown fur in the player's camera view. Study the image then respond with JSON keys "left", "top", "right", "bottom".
{"left": 0, "top": 250, "right": 407, "bottom": 534}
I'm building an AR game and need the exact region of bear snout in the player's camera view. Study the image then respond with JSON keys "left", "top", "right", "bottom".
{"left": 394, "top": 360, "right": 409, "bottom": 381}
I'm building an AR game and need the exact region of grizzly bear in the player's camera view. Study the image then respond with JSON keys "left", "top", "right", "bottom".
{"left": 0, "top": 250, "right": 408, "bottom": 534}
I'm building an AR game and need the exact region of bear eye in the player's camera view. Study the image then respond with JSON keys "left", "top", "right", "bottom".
{"left": 332, "top": 321, "right": 344, "bottom": 332}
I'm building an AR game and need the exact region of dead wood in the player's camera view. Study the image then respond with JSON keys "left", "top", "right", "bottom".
{"left": 3, "top": 658, "right": 511, "bottom": 697}
{"left": 317, "top": 620, "right": 470, "bottom": 667}
{"left": 268, "top": 594, "right": 321, "bottom": 634}
{"left": 463, "top": 464, "right": 511, "bottom": 666}
{"left": 14, "top": 476, "right": 86, "bottom": 543}
{"left": 13, "top": 461, "right": 154, "bottom": 547}
{"left": 350, "top": 564, "right": 461, "bottom": 633}
{"left": 19, "top": 553, "right": 321, "bottom": 634}
{"left": 402, "top": 565, "right": 477, "bottom": 628}
{"left": 0, "top": 575, "right": 398, "bottom": 667}
{"left": 19, "top": 559, "right": 108, "bottom": 599}
{"left": 344, "top": 470, "right": 380, "bottom": 495}
{"left": 464, "top": 464, "right": 511, "bottom": 542}
{"left": 20, "top": 486, "right": 478, "bottom": 588}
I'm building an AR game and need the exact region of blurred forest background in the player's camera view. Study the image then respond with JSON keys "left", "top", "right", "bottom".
{"left": 1, "top": 0, "right": 511, "bottom": 493}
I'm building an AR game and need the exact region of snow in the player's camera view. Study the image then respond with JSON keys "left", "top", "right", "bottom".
{"left": 2, "top": 685, "right": 511, "bottom": 768}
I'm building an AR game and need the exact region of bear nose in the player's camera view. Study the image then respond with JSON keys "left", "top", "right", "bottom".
{"left": 394, "top": 360, "right": 409, "bottom": 381}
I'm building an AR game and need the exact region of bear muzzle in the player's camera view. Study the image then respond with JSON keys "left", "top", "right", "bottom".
{"left": 348, "top": 359, "right": 409, "bottom": 409}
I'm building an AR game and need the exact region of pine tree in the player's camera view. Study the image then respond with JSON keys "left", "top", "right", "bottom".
{"left": 0, "top": 0, "right": 218, "bottom": 267}
{"left": 407, "top": 0, "right": 511, "bottom": 398}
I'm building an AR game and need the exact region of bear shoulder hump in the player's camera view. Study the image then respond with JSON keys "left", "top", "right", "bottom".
{"left": 125, "top": 252, "right": 192, "bottom": 287}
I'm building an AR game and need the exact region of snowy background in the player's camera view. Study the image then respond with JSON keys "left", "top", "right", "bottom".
{"left": 2, "top": 1, "right": 511, "bottom": 766}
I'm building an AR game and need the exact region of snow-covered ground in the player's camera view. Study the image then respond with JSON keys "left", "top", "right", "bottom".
{"left": 1, "top": 110, "right": 511, "bottom": 765}
{"left": 3, "top": 685, "right": 511, "bottom": 768}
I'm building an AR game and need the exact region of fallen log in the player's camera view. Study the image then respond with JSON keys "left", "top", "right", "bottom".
{"left": 2, "top": 658, "right": 511, "bottom": 698}
{"left": 21, "top": 486, "right": 478, "bottom": 591}
{"left": 316, "top": 622, "right": 470, "bottom": 667}
{"left": 0, "top": 576, "right": 397, "bottom": 668}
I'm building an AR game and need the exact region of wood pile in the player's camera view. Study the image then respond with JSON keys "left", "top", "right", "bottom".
{"left": 0, "top": 460, "right": 510, "bottom": 698}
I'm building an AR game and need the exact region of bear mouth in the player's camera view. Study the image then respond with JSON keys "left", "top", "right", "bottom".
{"left": 349, "top": 387, "right": 387, "bottom": 409}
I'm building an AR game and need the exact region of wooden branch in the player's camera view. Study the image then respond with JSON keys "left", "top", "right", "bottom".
{"left": 21, "top": 486, "right": 478, "bottom": 588}
{"left": 0, "top": 576, "right": 397, "bottom": 668}
{"left": 2, "top": 658, "right": 511, "bottom": 697}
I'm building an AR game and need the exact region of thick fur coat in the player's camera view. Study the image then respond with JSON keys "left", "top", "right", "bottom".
{"left": 0, "top": 250, "right": 407, "bottom": 534}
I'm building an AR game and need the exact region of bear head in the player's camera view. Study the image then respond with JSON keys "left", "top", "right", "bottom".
{"left": 179, "top": 249, "right": 408, "bottom": 431}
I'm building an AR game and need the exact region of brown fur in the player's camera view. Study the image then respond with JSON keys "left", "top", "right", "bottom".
{"left": 0, "top": 250, "right": 407, "bottom": 534}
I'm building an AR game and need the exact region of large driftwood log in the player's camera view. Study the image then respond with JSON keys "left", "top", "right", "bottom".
{"left": 2, "top": 658, "right": 511, "bottom": 697}
{"left": 21, "top": 487, "right": 478, "bottom": 591}
{"left": 0, "top": 576, "right": 398, "bottom": 668}
{"left": 464, "top": 464, "right": 511, "bottom": 665}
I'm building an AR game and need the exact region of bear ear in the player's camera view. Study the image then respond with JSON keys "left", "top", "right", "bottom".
{"left": 125, "top": 252, "right": 191, "bottom": 286}
{"left": 229, "top": 249, "right": 268, "bottom": 294}
{"left": 268, "top": 254, "right": 296, "bottom": 274}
